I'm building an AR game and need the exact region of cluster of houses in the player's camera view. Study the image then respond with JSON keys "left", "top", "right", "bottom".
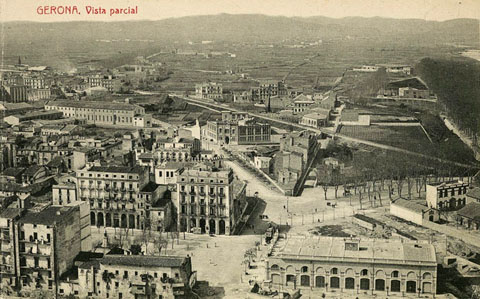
{"left": 390, "top": 180, "right": 480, "bottom": 230}
{"left": 195, "top": 80, "right": 339, "bottom": 130}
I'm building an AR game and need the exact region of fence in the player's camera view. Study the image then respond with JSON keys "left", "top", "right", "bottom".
{"left": 277, "top": 205, "right": 358, "bottom": 227}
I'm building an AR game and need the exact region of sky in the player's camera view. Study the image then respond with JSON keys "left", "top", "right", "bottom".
{"left": 1, "top": 0, "right": 479, "bottom": 22}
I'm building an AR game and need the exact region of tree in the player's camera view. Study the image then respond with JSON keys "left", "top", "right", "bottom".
{"left": 316, "top": 165, "right": 333, "bottom": 201}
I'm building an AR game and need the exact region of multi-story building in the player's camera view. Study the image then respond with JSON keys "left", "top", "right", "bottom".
{"left": 176, "top": 167, "right": 246, "bottom": 235}
{"left": 250, "top": 80, "right": 287, "bottom": 100}
{"left": 44, "top": 101, "right": 146, "bottom": 128}
{"left": 300, "top": 112, "right": 329, "bottom": 128}
{"left": 10, "top": 203, "right": 91, "bottom": 292}
{"left": 195, "top": 82, "right": 223, "bottom": 100}
{"left": 140, "top": 183, "right": 172, "bottom": 232}
{"left": 206, "top": 112, "right": 271, "bottom": 145}
{"left": 27, "top": 88, "right": 52, "bottom": 101}
{"left": 426, "top": 180, "right": 470, "bottom": 210}
{"left": 87, "top": 74, "right": 122, "bottom": 92}
{"left": 76, "top": 165, "right": 149, "bottom": 229}
{"left": 0, "top": 85, "right": 28, "bottom": 103}
{"left": 73, "top": 255, "right": 195, "bottom": 299}
{"left": 275, "top": 131, "right": 317, "bottom": 187}
{"left": 22, "top": 75, "right": 48, "bottom": 89}
{"left": 52, "top": 182, "right": 77, "bottom": 206}
{"left": 0, "top": 137, "right": 17, "bottom": 172}
{"left": 0, "top": 208, "right": 23, "bottom": 288}
{"left": 155, "top": 162, "right": 186, "bottom": 185}
{"left": 265, "top": 235, "right": 437, "bottom": 297}
{"left": 292, "top": 95, "right": 315, "bottom": 114}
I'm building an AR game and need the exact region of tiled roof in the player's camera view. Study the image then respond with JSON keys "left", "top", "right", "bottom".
{"left": 273, "top": 235, "right": 436, "bottom": 264}
{"left": 467, "top": 187, "right": 480, "bottom": 200}
{"left": 88, "top": 165, "right": 144, "bottom": 174}
{"left": 457, "top": 202, "right": 480, "bottom": 221}
{"left": 24, "top": 165, "right": 44, "bottom": 176}
{"left": 0, "top": 208, "right": 22, "bottom": 219}
{"left": 100, "top": 255, "right": 186, "bottom": 268}
{"left": 392, "top": 199, "right": 429, "bottom": 214}
{"left": 46, "top": 100, "right": 140, "bottom": 111}
{"left": 2, "top": 167, "right": 26, "bottom": 177}
{"left": 18, "top": 206, "right": 76, "bottom": 225}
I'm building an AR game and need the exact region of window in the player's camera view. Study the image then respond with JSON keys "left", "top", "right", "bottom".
{"left": 361, "top": 269, "right": 368, "bottom": 276}
{"left": 301, "top": 266, "right": 308, "bottom": 273}
{"left": 392, "top": 271, "right": 399, "bottom": 278}
{"left": 331, "top": 268, "right": 338, "bottom": 275}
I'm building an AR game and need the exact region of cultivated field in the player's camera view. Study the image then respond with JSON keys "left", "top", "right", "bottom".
{"left": 339, "top": 125, "right": 432, "bottom": 152}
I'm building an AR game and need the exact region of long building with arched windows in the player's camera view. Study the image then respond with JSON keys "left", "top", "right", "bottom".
{"left": 264, "top": 235, "right": 437, "bottom": 297}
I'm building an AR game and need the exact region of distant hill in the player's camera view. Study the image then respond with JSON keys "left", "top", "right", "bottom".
{"left": 2, "top": 14, "right": 479, "bottom": 69}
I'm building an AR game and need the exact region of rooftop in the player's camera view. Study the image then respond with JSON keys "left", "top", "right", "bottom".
{"left": 87, "top": 165, "right": 144, "bottom": 175}
{"left": 392, "top": 198, "right": 430, "bottom": 214}
{"left": 0, "top": 102, "right": 33, "bottom": 110}
{"left": 457, "top": 202, "right": 480, "bottom": 221}
{"left": 46, "top": 100, "right": 140, "bottom": 111}
{"left": 271, "top": 235, "right": 436, "bottom": 264}
{"left": 99, "top": 255, "right": 186, "bottom": 268}
{"left": 467, "top": 187, "right": 480, "bottom": 200}
{"left": 303, "top": 112, "right": 328, "bottom": 120}
{"left": 0, "top": 208, "right": 22, "bottom": 220}
{"left": 2, "top": 167, "right": 26, "bottom": 177}
{"left": 13, "top": 110, "right": 63, "bottom": 120}
{"left": 140, "top": 181, "right": 159, "bottom": 193}
{"left": 428, "top": 180, "right": 468, "bottom": 188}
{"left": 387, "top": 77, "right": 427, "bottom": 90}
{"left": 18, "top": 205, "right": 77, "bottom": 225}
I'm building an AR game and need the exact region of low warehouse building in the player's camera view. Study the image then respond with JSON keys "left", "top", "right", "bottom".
{"left": 390, "top": 198, "right": 439, "bottom": 225}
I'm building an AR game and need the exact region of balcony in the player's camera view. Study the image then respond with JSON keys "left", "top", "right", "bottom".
{"left": 199, "top": 191, "right": 206, "bottom": 197}
{"left": 218, "top": 193, "right": 225, "bottom": 198}
{"left": 200, "top": 201, "right": 206, "bottom": 206}
{"left": 208, "top": 192, "right": 215, "bottom": 197}
{"left": 104, "top": 186, "right": 110, "bottom": 191}
{"left": 189, "top": 190, "right": 196, "bottom": 195}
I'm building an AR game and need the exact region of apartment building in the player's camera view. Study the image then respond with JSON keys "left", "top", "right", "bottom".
{"left": 87, "top": 74, "right": 122, "bottom": 92}
{"left": 265, "top": 235, "right": 437, "bottom": 297}
{"left": 176, "top": 168, "right": 246, "bottom": 235}
{"left": 195, "top": 82, "right": 223, "bottom": 100}
{"left": 22, "top": 75, "right": 48, "bottom": 89}
{"left": 250, "top": 80, "right": 287, "bottom": 100}
{"left": 0, "top": 208, "right": 23, "bottom": 288}
{"left": 76, "top": 165, "right": 149, "bottom": 229}
{"left": 44, "top": 101, "right": 146, "bottom": 128}
{"left": 426, "top": 180, "right": 470, "bottom": 211}
{"left": 0, "top": 203, "right": 91, "bottom": 292}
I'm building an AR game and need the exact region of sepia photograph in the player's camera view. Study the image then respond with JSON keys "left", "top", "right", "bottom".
{"left": 0, "top": 0, "right": 479, "bottom": 298}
